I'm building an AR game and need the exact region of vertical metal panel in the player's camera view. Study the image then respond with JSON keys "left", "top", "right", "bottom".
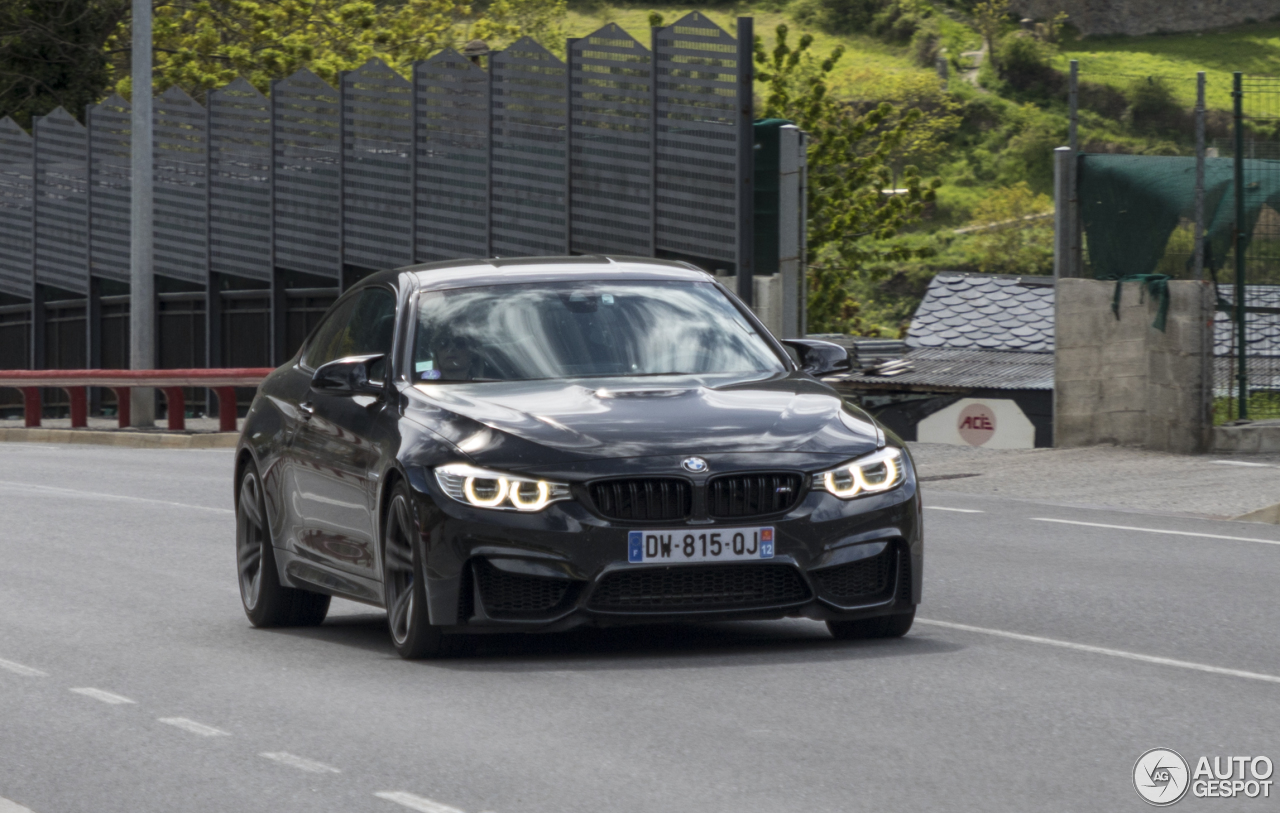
{"left": 154, "top": 86, "right": 208, "bottom": 284}
{"left": 273, "top": 68, "right": 341, "bottom": 279}
{"left": 34, "top": 108, "right": 89, "bottom": 294}
{"left": 654, "top": 12, "right": 740, "bottom": 268}
{"left": 342, "top": 59, "right": 413, "bottom": 270}
{"left": 0, "top": 117, "right": 34, "bottom": 299}
{"left": 490, "top": 38, "right": 568, "bottom": 257}
{"left": 569, "top": 24, "right": 653, "bottom": 256}
{"left": 209, "top": 78, "right": 271, "bottom": 282}
{"left": 88, "top": 95, "right": 132, "bottom": 283}
{"left": 414, "top": 51, "right": 490, "bottom": 262}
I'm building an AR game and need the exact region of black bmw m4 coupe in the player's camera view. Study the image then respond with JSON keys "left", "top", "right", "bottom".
{"left": 234, "top": 256, "right": 922, "bottom": 658}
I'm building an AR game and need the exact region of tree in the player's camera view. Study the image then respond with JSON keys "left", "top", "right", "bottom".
{"left": 964, "top": 182, "right": 1053, "bottom": 274}
{"left": 754, "top": 23, "right": 939, "bottom": 334}
{"left": 973, "top": 0, "right": 1008, "bottom": 70}
{"left": 110, "top": 0, "right": 566, "bottom": 99}
{"left": 0, "top": 0, "right": 130, "bottom": 127}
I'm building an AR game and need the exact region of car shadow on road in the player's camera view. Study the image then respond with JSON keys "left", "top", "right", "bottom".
{"left": 270, "top": 611, "right": 964, "bottom": 671}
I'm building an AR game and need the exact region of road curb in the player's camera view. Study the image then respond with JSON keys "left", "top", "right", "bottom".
{"left": 0, "top": 427, "right": 238, "bottom": 449}
{"left": 1234, "top": 503, "right": 1280, "bottom": 524}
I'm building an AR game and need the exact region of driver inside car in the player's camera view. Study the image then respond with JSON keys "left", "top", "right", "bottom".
{"left": 428, "top": 333, "right": 485, "bottom": 381}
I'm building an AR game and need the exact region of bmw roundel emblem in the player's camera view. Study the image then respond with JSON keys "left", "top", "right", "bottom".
{"left": 682, "top": 457, "right": 709, "bottom": 473}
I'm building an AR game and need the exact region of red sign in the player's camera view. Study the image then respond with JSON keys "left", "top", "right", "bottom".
{"left": 957, "top": 403, "right": 997, "bottom": 446}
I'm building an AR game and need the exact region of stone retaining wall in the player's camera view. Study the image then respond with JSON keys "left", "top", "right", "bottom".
{"left": 1010, "top": 0, "right": 1277, "bottom": 36}
{"left": 1054, "top": 279, "right": 1214, "bottom": 453}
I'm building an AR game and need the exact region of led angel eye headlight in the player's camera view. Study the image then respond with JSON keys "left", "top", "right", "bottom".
{"left": 814, "top": 448, "right": 905, "bottom": 500}
{"left": 509, "top": 479, "right": 550, "bottom": 511}
{"left": 434, "top": 464, "right": 570, "bottom": 512}
{"left": 463, "top": 475, "right": 508, "bottom": 507}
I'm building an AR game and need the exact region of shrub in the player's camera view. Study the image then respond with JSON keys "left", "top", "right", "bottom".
{"left": 1078, "top": 81, "right": 1127, "bottom": 120}
{"left": 995, "top": 32, "right": 1062, "bottom": 98}
{"left": 964, "top": 182, "right": 1054, "bottom": 274}
{"left": 1125, "top": 76, "right": 1185, "bottom": 133}
{"left": 910, "top": 18, "right": 943, "bottom": 67}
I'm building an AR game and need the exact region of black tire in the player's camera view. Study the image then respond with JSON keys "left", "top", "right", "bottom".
{"left": 826, "top": 608, "right": 915, "bottom": 641}
{"left": 237, "top": 461, "right": 330, "bottom": 627}
{"left": 383, "top": 481, "right": 466, "bottom": 659}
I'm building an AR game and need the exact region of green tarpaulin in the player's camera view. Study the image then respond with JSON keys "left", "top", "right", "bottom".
{"left": 1078, "top": 153, "right": 1280, "bottom": 279}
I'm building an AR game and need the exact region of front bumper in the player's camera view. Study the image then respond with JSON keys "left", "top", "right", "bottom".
{"left": 408, "top": 465, "right": 922, "bottom": 632}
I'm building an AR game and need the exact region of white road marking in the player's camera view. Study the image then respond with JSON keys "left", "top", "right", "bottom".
{"left": 157, "top": 717, "right": 229, "bottom": 737}
{"left": 0, "top": 480, "right": 232, "bottom": 514}
{"left": 0, "top": 658, "right": 46, "bottom": 677}
{"left": 1031, "top": 517, "right": 1280, "bottom": 546}
{"left": 70, "top": 687, "right": 135, "bottom": 705}
{"left": 375, "top": 791, "right": 467, "bottom": 813}
{"left": 260, "top": 752, "right": 340, "bottom": 774}
{"left": 0, "top": 796, "right": 38, "bottom": 813}
{"left": 925, "top": 506, "right": 984, "bottom": 513}
{"left": 1212, "top": 459, "right": 1280, "bottom": 468}
{"left": 918, "top": 618, "right": 1280, "bottom": 685}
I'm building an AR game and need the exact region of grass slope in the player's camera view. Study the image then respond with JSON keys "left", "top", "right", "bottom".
{"left": 565, "top": 1, "right": 937, "bottom": 98}
{"left": 1058, "top": 22, "right": 1280, "bottom": 110}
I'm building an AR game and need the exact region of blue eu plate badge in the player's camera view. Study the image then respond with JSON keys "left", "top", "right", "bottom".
{"left": 628, "top": 531, "right": 644, "bottom": 563}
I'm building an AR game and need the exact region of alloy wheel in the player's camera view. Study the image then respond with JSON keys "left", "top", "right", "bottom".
{"left": 237, "top": 471, "right": 267, "bottom": 610}
{"left": 384, "top": 494, "right": 417, "bottom": 646}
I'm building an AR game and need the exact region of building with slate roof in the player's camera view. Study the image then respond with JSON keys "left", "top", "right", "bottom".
{"left": 829, "top": 273, "right": 1280, "bottom": 447}
{"left": 830, "top": 272, "right": 1057, "bottom": 447}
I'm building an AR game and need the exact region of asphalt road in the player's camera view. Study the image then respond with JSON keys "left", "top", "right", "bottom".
{"left": 1, "top": 443, "right": 1277, "bottom": 813}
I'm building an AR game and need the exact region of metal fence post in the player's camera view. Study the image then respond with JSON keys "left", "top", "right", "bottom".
{"left": 269, "top": 78, "right": 285, "bottom": 366}
{"left": 1068, "top": 60, "right": 1078, "bottom": 152}
{"left": 650, "top": 25, "right": 660, "bottom": 259}
{"left": 1053, "top": 147, "right": 1071, "bottom": 279}
{"left": 779, "top": 125, "right": 803, "bottom": 338}
{"left": 337, "top": 69, "right": 347, "bottom": 289}
{"left": 565, "top": 38, "right": 576, "bottom": 256}
{"left": 85, "top": 102, "right": 99, "bottom": 378}
{"left": 486, "top": 60, "right": 495, "bottom": 258}
{"left": 1067, "top": 60, "right": 1081, "bottom": 278}
{"left": 1233, "top": 71, "right": 1248, "bottom": 418}
{"left": 129, "top": 0, "right": 156, "bottom": 425}
{"left": 30, "top": 117, "right": 42, "bottom": 371}
{"left": 735, "top": 16, "right": 754, "bottom": 305}
{"left": 1194, "top": 71, "right": 1206, "bottom": 281}
{"left": 409, "top": 62, "right": 419, "bottom": 264}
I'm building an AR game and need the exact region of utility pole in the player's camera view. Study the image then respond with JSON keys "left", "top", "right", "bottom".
{"left": 130, "top": 0, "right": 155, "bottom": 425}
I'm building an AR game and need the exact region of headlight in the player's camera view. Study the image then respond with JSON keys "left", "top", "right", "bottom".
{"left": 812, "top": 447, "right": 906, "bottom": 499}
{"left": 433, "top": 464, "right": 571, "bottom": 512}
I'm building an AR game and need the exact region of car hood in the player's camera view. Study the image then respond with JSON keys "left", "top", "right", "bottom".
{"left": 401, "top": 372, "right": 881, "bottom": 467}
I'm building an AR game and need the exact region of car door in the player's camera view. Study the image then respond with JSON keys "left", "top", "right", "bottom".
{"left": 286, "top": 286, "right": 399, "bottom": 583}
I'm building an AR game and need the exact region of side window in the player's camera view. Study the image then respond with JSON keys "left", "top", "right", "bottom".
{"left": 301, "top": 288, "right": 397, "bottom": 375}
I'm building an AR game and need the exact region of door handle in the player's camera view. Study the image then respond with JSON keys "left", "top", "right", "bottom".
{"left": 299, "top": 401, "right": 315, "bottom": 421}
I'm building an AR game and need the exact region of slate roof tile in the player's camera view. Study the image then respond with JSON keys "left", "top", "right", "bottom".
{"left": 905, "top": 272, "right": 1056, "bottom": 352}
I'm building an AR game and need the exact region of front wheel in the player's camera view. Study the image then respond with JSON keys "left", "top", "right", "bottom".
{"left": 237, "top": 461, "right": 329, "bottom": 627}
{"left": 383, "top": 482, "right": 464, "bottom": 659}
{"left": 826, "top": 609, "right": 915, "bottom": 641}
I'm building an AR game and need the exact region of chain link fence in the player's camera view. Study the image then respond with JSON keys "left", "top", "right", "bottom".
{"left": 1070, "top": 66, "right": 1280, "bottom": 423}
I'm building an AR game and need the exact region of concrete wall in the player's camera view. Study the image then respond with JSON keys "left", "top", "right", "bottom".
{"left": 1055, "top": 279, "right": 1213, "bottom": 453}
{"left": 1010, "top": 0, "right": 1278, "bottom": 36}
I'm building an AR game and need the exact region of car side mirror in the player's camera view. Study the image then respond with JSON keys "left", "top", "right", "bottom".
{"left": 780, "top": 339, "right": 853, "bottom": 377}
{"left": 311, "top": 354, "right": 386, "bottom": 396}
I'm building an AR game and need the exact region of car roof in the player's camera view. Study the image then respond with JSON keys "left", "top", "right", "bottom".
{"left": 388, "top": 255, "right": 715, "bottom": 293}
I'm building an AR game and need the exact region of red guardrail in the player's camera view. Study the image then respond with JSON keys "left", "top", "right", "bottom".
{"left": 0, "top": 369, "right": 274, "bottom": 432}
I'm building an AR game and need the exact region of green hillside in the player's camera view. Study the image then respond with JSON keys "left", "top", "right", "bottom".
{"left": 565, "top": 0, "right": 1280, "bottom": 334}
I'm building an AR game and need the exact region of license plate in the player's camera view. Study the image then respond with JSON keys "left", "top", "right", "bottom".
{"left": 627, "top": 527, "right": 775, "bottom": 563}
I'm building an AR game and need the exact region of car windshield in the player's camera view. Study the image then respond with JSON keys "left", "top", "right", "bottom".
{"left": 412, "top": 280, "right": 785, "bottom": 383}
